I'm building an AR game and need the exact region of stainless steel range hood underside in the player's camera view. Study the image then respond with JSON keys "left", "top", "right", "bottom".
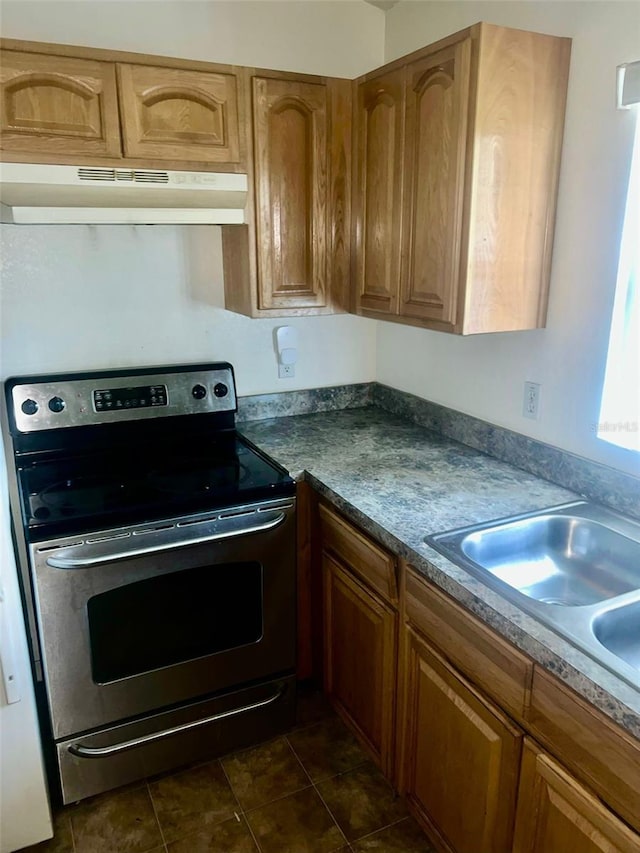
{"left": 0, "top": 163, "right": 248, "bottom": 225}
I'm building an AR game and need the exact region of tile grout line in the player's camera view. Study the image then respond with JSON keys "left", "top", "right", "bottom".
{"left": 310, "top": 779, "right": 349, "bottom": 851}
{"left": 282, "top": 732, "right": 315, "bottom": 788}
{"left": 67, "top": 811, "right": 77, "bottom": 853}
{"left": 219, "top": 733, "right": 317, "bottom": 818}
{"left": 219, "top": 756, "right": 264, "bottom": 853}
{"left": 146, "top": 780, "right": 168, "bottom": 852}
{"left": 348, "top": 815, "right": 412, "bottom": 847}
{"left": 222, "top": 730, "right": 356, "bottom": 853}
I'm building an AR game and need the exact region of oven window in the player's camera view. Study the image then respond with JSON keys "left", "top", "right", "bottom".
{"left": 87, "top": 562, "right": 263, "bottom": 683}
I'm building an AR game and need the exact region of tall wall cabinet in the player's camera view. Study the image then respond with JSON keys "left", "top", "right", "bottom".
{"left": 353, "top": 23, "right": 571, "bottom": 334}
{"left": 221, "top": 71, "right": 351, "bottom": 317}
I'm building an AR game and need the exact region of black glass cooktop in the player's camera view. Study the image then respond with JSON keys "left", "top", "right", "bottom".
{"left": 18, "top": 432, "right": 294, "bottom": 541}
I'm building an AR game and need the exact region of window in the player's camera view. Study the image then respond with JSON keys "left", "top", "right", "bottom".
{"left": 598, "top": 64, "right": 640, "bottom": 452}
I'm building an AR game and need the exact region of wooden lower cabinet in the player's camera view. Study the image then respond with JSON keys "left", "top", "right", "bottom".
{"left": 322, "top": 550, "right": 397, "bottom": 775}
{"left": 513, "top": 740, "right": 640, "bottom": 853}
{"left": 312, "top": 516, "right": 640, "bottom": 853}
{"left": 402, "top": 627, "right": 522, "bottom": 853}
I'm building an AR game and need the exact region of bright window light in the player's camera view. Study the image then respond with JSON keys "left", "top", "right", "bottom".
{"left": 598, "top": 116, "right": 640, "bottom": 452}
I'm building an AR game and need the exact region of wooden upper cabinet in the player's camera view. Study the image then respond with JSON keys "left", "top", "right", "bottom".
{"left": 0, "top": 43, "right": 244, "bottom": 169}
{"left": 0, "top": 50, "right": 121, "bottom": 157}
{"left": 223, "top": 72, "right": 351, "bottom": 318}
{"left": 354, "top": 23, "right": 571, "bottom": 334}
{"left": 513, "top": 740, "right": 640, "bottom": 853}
{"left": 354, "top": 68, "right": 404, "bottom": 316}
{"left": 252, "top": 76, "right": 328, "bottom": 310}
{"left": 400, "top": 40, "right": 470, "bottom": 328}
{"left": 117, "top": 63, "right": 241, "bottom": 164}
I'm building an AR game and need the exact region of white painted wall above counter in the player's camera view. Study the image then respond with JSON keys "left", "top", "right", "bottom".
{"left": 378, "top": 0, "right": 640, "bottom": 479}
{"left": 0, "top": 225, "right": 377, "bottom": 396}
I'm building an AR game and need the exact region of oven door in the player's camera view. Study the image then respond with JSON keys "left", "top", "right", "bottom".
{"left": 30, "top": 499, "right": 296, "bottom": 740}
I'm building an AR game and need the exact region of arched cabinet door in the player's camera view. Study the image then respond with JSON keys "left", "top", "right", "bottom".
{"left": 252, "top": 76, "right": 328, "bottom": 310}
{"left": 400, "top": 39, "right": 471, "bottom": 329}
{"left": 117, "top": 63, "right": 241, "bottom": 164}
{"left": 354, "top": 69, "right": 405, "bottom": 317}
{"left": 0, "top": 50, "right": 121, "bottom": 157}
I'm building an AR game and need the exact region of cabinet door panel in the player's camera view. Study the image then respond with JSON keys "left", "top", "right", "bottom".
{"left": 400, "top": 39, "right": 470, "bottom": 327}
{"left": 354, "top": 69, "right": 404, "bottom": 316}
{"left": 118, "top": 64, "right": 241, "bottom": 163}
{"left": 0, "top": 51, "right": 121, "bottom": 157}
{"left": 404, "top": 629, "right": 521, "bottom": 853}
{"left": 513, "top": 740, "right": 640, "bottom": 853}
{"left": 323, "top": 552, "right": 397, "bottom": 774}
{"left": 253, "top": 77, "right": 327, "bottom": 310}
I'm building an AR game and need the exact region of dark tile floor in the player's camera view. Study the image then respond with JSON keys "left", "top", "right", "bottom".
{"left": 22, "top": 689, "right": 434, "bottom": 853}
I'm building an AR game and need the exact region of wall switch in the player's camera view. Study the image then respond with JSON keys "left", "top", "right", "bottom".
{"left": 523, "top": 382, "right": 541, "bottom": 419}
{"left": 279, "top": 363, "right": 295, "bottom": 379}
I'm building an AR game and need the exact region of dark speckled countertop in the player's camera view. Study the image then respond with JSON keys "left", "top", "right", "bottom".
{"left": 240, "top": 406, "right": 640, "bottom": 740}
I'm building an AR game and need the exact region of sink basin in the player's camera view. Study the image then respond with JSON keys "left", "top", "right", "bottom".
{"left": 593, "top": 601, "right": 640, "bottom": 673}
{"left": 426, "top": 501, "right": 640, "bottom": 690}
{"left": 460, "top": 515, "right": 640, "bottom": 607}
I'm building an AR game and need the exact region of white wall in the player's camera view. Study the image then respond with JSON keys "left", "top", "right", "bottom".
{"left": 0, "top": 0, "right": 383, "bottom": 77}
{"left": 379, "top": 1, "right": 640, "bottom": 477}
{"left": 0, "top": 0, "right": 383, "bottom": 394}
{"left": 0, "top": 226, "right": 376, "bottom": 396}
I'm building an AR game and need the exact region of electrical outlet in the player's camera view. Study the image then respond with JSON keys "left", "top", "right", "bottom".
{"left": 523, "top": 382, "right": 541, "bottom": 419}
{"left": 278, "top": 364, "right": 295, "bottom": 379}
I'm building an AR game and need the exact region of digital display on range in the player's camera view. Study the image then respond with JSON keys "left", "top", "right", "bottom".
{"left": 93, "top": 385, "right": 167, "bottom": 412}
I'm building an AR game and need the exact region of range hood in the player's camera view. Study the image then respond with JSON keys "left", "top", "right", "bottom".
{"left": 0, "top": 163, "right": 248, "bottom": 225}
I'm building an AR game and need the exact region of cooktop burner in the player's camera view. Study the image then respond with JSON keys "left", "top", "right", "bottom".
{"left": 148, "top": 458, "right": 249, "bottom": 496}
{"left": 20, "top": 434, "right": 293, "bottom": 540}
{"left": 38, "top": 476, "right": 144, "bottom": 518}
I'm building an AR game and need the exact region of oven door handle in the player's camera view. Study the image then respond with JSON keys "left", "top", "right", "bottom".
{"left": 67, "top": 684, "right": 286, "bottom": 759}
{"left": 46, "top": 511, "right": 287, "bottom": 569}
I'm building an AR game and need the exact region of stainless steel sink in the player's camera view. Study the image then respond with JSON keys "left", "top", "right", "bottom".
{"left": 593, "top": 601, "right": 640, "bottom": 673}
{"left": 460, "top": 515, "right": 640, "bottom": 606}
{"left": 426, "top": 501, "right": 640, "bottom": 690}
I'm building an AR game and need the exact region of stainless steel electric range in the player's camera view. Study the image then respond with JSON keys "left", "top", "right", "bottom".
{"left": 3, "top": 362, "right": 296, "bottom": 803}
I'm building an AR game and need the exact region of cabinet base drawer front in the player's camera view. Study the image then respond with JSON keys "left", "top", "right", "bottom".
{"left": 513, "top": 739, "right": 640, "bottom": 853}
{"left": 405, "top": 570, "right": 532, "bottom": 720}
{"left": 319, "top": 504, "right": 397, "bottom": 603}
{"left": 527, "top": 668, "right": 640, "bottom": 834}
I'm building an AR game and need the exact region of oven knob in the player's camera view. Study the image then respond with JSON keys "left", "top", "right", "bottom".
{"left": 21, "top": 398, "right": 38, "bottom": 416}
{"left": 48, "top": 396, "right": 65, "bottom": 413}
{"left": 192, "top": 384, "right": 207, "bottom": 400}
{"left": 214, "top": 383, "right": 228, "bottom": 398}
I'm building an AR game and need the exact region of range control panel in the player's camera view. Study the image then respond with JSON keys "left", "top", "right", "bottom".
{"left": 8, "top": 364, "right": 236, "bottom": 433}
{"left": 93, "top": 385, "right": 168, "bottom": 412}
